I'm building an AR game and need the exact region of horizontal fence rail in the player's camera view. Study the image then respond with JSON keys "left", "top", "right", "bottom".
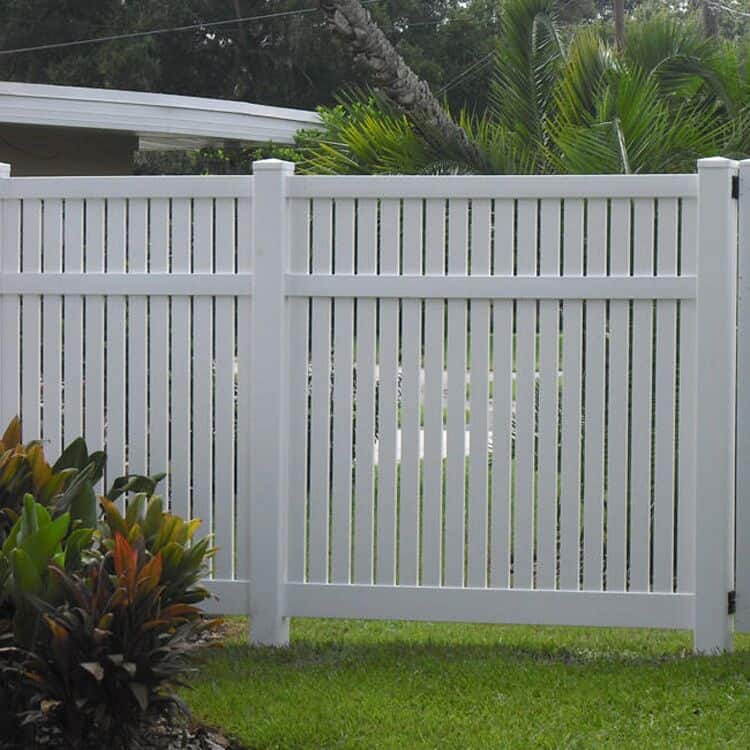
{"left": 0, "top": 159, "right": 743, "bottom": 654}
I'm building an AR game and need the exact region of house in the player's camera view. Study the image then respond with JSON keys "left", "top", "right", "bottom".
{"left": 0, "top": 80, "right": 320, "bottom": 176}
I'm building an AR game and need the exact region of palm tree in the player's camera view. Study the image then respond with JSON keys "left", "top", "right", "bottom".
{"left": 302, "top": 0, "right": 741, "bottom": 174}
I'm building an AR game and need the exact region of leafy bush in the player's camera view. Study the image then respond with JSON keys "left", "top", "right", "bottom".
{"left": 0, "top": 418, "right": 218, "bottom": 749}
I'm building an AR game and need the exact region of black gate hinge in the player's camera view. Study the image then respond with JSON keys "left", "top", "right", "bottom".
{"left": 732, "top": 174, "right": 740, "bottom": 199}
{"left": 728, "top": 590, "right": 737, "bottom": 615}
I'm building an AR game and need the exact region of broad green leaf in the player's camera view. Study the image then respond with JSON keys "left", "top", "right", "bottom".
{"left": 11, "top": 548, "right": 42, "bottom": 596}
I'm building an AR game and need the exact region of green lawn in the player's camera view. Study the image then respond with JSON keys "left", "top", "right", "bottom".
{"left": 184, "top": 618, "right": 750, "bottom": 749}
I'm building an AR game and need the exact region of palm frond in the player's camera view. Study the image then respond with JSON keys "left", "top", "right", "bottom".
{"left": 489, "top": 0, "right": 564, "bottom": 165}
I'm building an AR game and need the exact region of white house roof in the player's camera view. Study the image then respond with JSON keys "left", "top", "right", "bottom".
{"left": 0, "top": 81, "right": 321, "bottom": 150}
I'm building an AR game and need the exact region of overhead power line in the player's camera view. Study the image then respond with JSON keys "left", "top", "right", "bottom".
{"left": 437, "top": 51, "right": 494, "bottom": 95}
{"left": 707, "top": 0, "right": 750, "bottom": 16}
{"left": 0, "top": 1, "right": 380, "bottom": 57}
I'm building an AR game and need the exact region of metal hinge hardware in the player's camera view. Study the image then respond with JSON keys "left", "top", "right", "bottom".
{"left": 728, "top": 590, "right": 737, "bottom": 615}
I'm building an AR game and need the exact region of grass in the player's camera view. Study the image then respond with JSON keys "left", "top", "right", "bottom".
{"left": 184, "top": 618, "right": 750, "bottom": 749}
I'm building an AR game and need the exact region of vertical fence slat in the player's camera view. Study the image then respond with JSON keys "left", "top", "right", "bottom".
{"left": 331, "top": 198, "right": 355, "bottom": 583}
{"left": 148, "top": 199, "right": 170, "bottom": 498}
{"left": 559, "top": 198, "right": 584, "bottom": 590}
{"left": 127, "top": 198, "right": 148, "bottom": 475}
{"left": 514, "top": 199, "right": 537, "bottom": 589}
{"left": 677, "top": 198, "right": 697, "bottom": 595}
{"left": 0, "top": 198, "right": 20, "bottom": 429}
{"left": 192, "top": 199, "right": 214, "bottom": 532}
{"left": 376, "top": 199, "right": 400, "bottom": 585}
{"left": 490, "top": 199, "right": 514, "bottom": 589}
{"left": 653, "top": 198, "right": 679, "bottom": 593}
{"left": 737, "top": 161, "right": 750, "bottom": 628}
{"left": 213, "top": 198, "right": 236, "bottom": 579}
{"left": 105, "top": 198, "right": 127, "bottom": 494}
{"left": 170, "top": 199, "right": 192, "bottom": 520}
{"left": 536, "top": 199, "right": 561, "bottom": 590}
{"left": 42, "top": 199, "right": 63, "bottom": 459}
{"left": 22, "top": 200, "right": 42, "bottom": 440}
{"left": 630, "top": 198, "right": 655, "bottom": 592}
{"left": 84, "top": 199, "right": 105, "bottom": 485}
{"left": 606, "top": 199, "right": 631, "bottom": 591}
{"left": 399, "top": 199, "right": 423, "bottom": 586}
{"left": 287, "top": 198, "right": 310, "bottom": 583}
{"left": 467, "top": 199, "right": 491, "bottom": 588}
{"left": 354, "top": 200, "right": 378, "bottom": 584}
{"left": 309, "top": 199, "right": 333, "bottom": 583}
{"left": 583, "top": 199, "right": 607, "bottom": 591}
{"left": 421, "top": 199, "right": 445, "bottom": 586}
{"left": 236, "top": 194, "right": 253, "bottom": 582}
{"left": 105, "top": 198, "right": 127, "bottom": 486}
{"left": 445, "top": 199, "right": 468, "bottom": 587}
{"left": 63, "top": 199, "right": 84, "bottom": 443}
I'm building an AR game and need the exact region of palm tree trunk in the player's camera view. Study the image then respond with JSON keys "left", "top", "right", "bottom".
{"left": 319, "top": 0, "right": 484, "bottom": 168}
{"left": 613, "top": 0, "right": 625, "bottom": 51}
{"left": 702, "top": 0, "right": 719, "bottom": 37}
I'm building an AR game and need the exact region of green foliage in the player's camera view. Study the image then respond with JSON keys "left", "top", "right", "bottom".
{"left": 0, "top": 417, "right": 104, "bottom": 545}
{"left": 0, "top": 495, "right": 97, "bottom": 648}
{"left": 489, "top": 0, "right": 564, "bottom": 165}
{"left": 300, "top": 1, "right": 750, "bottom": 175}
{"left": 100, "top": 494, "right": 215, "bottom": 608}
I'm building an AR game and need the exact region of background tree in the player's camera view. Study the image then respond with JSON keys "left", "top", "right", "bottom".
{"left": 0, "top": 0, "right": 503, "bottom": 111}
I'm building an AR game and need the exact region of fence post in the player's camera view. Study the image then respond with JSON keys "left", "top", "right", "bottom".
{"left": 737, "top": 159, "right": 750, "bottom": 632}
{"left": 248, "top": 159, "right": 295, "bottom": 646}
{"left": 694, "top": 157, "right": 738, "bottom": 653}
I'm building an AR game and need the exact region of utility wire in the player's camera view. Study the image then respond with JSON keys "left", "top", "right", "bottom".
{"left": 705, "top": 0, "right": 750, "bottom": 16}
{"left": 437, "top": 51, "right": 494, "bottom": 95}
{"left": 0, "top": 1, "right": 380, "bottom": 57}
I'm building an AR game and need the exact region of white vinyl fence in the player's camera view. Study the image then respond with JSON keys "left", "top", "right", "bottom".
{"left": 0, "top": 158, "right": 744, "bottom": 653}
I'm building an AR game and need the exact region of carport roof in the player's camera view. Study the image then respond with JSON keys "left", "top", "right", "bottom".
{"left": 0, "top": 80, "right": 321, "bottom": 150}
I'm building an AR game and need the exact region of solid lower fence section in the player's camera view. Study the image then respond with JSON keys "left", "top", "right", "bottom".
{"left": 0, "top": 158, "right": 745, "bottom": 653}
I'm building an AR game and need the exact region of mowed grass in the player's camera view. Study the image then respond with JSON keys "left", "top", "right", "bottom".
{"left": 183, "top": 618, "right": 750, "bottom": 749}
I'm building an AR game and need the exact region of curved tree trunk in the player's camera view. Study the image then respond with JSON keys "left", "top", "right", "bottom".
{"left": 319, "top": 0, "right": 484, "bottom": 168}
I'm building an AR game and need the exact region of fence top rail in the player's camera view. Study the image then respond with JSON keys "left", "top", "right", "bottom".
{"left": 286, "top": 173, "right": 698, "bottom": 199}
{"left": 0, "top": 172, "right": 699, "bottom": 201}
{"left": 0, "top": 175, "right": 253, "bottom": 200}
